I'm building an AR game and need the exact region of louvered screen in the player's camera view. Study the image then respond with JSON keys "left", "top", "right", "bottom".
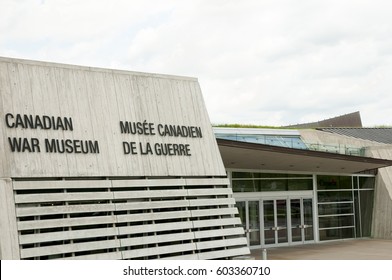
{"left": 13, "top": 178, "right": 249, "bottom": 260}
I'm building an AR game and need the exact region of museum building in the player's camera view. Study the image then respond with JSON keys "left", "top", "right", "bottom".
{"left": 1, "top": 57, "right": 392, "bottom": 259}
{"left": 215, "top": 127, "right": 392, "bottom": 248}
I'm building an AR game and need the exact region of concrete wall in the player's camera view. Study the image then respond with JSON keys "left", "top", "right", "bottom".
{"left": 0, "top": 57, "right": 225, "bottom": 178}
{"left": 367, "top": 147, "right": 392, "bottom": 238}
{"left": 300, "top": 129, "right": 392, "bottom": 239}
{"left": 300, "top": 129, "right": 384, "bottom": 148}
{"left": 0, "top": 57, "right": 248, "bottom": 259}
{"left": 0, "top": 179, "right": 19, "bottom": 259}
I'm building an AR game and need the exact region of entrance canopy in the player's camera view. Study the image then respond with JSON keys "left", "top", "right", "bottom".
{"left": 217, "top": 139, "right": 392, "bottom": 174}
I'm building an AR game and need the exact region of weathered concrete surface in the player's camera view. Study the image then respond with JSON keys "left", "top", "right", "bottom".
{"left": 367, "top": 147, "right": 392, "bottom": 239}
{"left": 251, "top": 239, "right": 392, "bottom": 260}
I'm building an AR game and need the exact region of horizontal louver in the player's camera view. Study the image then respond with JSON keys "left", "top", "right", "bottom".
{"left": 13, "top": 178, "right": 249, "bottom": 260}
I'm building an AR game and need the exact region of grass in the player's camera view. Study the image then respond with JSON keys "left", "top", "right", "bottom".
{"left": 213, "top": 123, "right": 392, "bottom": 129}
{"left": 212, "top": 123, "right": 287, "bottom": 129}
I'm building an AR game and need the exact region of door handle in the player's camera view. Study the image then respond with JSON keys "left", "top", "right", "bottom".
{"left": 272, "top": 226, "right": 287, "bottom": 231}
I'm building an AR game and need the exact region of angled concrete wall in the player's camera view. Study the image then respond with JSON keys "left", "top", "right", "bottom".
{"left": 367, "top": 147, "right": 392, "bottom": 238}
{"left": 0, "top": 57, "right": 225, "bottom": 178}
{"left": 0, "top": 57, "right": 249, "bottom": 259}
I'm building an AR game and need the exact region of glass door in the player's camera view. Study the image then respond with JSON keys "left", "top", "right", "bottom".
{"left": 290, "top": 199, "right": 302, "bottom": 242}
{"left": 248, "top": 201, "right": 260, "bottom": 246}
{"left": 237, "top": 197, "right": 315, "bottom": 248}
{"left": 290, "top": 198, "right": 314, "bottom": 244}
{"left": 236, "top": 200, "right": 261, "bottom": 247}
{"left": 263, "top": 200, "right": 275, "bottom": 245}
{"left": 263, "top": 199, "right": 288, "bottom": 246}
{"left": 303, "top": 198, "right": 314, "bottom": 241}
{"left": 276, "top": 200, "right": 288, "bottom": 243}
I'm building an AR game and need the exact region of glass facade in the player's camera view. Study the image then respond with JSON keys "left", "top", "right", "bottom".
{"left": 215, "top": 133, "right": 308, "bottom": 149}
{"left": 232, "top": 172, "right": 313, "bottom": 193}
{"left": 231, "top": 171, "right": 376, "bottom": 247}
{"left": 317, "top": 175, "right": 374, "bottom": 241}
{"left": 214, "top": 130, "right": 366, "bottom": 156}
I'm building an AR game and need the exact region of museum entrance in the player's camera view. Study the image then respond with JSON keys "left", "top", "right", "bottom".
{"left": 232, "top": 171, "right": 378, "bottom": 247}
{"left": 237, "top": 196, "right": 315, "bottom": 248}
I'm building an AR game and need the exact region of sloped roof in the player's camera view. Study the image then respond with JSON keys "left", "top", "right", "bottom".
{"left": 318, "top": 128, "right": 392, "bottom": 144}
{"left": 284, "top": 111, "right": 362, "bottom": 129}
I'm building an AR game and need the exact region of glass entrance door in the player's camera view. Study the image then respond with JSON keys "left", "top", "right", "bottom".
{"left": 236, "top": 200, "right": 262, "bottom": 246}
{"left": 248, "top": 201, "right": 260, "bottom": 246}
{"left": 290, "top": 198, "right": 314, "bottom": 244}
{"left": 263, "top": 199, "right": 288, "bottom": 245}
{"left": 236, "top": 197, "right": 314, "bottom": 248}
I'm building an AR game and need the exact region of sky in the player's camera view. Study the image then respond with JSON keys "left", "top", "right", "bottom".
{"left": 1, "top": 0, "right": 392, "bottom": 127}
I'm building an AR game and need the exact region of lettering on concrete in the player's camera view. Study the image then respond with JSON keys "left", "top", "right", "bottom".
{"left": 5, "top": 113, "right": 73, "bottom": 131}
{"left": 5, "top": 113, "right": 99, "bottom": 154}
{"left": 120, "top": 120, "right": 202, "bottom": 156}
{"left": 4, "top": 114, "right": 203, "bottom": 157}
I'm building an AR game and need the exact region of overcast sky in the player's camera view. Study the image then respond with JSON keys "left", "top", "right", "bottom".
{"left": 1, "top": 0, "right": 392, "bottom": 126}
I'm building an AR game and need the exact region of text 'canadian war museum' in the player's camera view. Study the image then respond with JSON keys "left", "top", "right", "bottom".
{"left": 1, "top": 57, "right": 392, "bottom": 259}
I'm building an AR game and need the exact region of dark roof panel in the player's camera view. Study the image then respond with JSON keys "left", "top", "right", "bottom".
{"left": 284, "top": 111, "right": 362, "bottom": 129}
{"left": 318, "top": 128, "right": 392, "bottom": 144}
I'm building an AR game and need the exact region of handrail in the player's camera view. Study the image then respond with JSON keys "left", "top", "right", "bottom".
{"left": 215, "top": 133, "right": 366, "bottom": 156}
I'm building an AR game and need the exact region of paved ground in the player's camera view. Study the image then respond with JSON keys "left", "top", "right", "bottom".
{"left": 250, "top": 239, "right": 392, "bottom": 260}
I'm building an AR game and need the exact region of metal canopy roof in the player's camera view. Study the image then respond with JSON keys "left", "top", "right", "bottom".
{"left": 217, "top": 139, "right": 392, "bottom": 174}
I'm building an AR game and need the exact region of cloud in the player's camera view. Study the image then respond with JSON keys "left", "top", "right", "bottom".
{"left": 1, "top": 0, "right": 392, "bottom": 126}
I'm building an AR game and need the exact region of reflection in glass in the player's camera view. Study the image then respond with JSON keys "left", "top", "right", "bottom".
{"left": 360, "top": 190, "right": 374, "bottom": 237}
{"left": 249, "top": 201, "right": 260, "bottom": 246}
{"left": 353, "top": 176, "right": 358, "bottom": 189}
{"left": 317, "top": 175, "right": 352, "bottom": 190}
{"left": 319, "top": 227, "right": 354, "bottom": 241}
{"left": 255, "top": 180, "right": 287, "bottom": 192}
{"left": 263, "top": 200, "right": 275, "bottom": 244}
{"left": 232, "top": 180, "right": 255, "bottom": 192}
{"left": 316, "top": 175, "right": 375, "bottom": 242}
{"left": 236, "top": 201, "right": 246, "bottom": 229}
{"left": 317, "top": 191, "right": 353, "bottom": 202}
{"left": 291, "top": 199, "right": 301, "bottom": 242}
{"left": 276, "top": 200, "right": 288, "bottom": 243}
{"left": 232, "top": 172, "right": 253, "bottom": 179}
{"left": 354, "top": 190, "right": 361, "bottom": 238}
{"left": 318, "top": 203, "right": 354, "bottom": 216}
{"left": 288, "top": 179, "right": 313, "bottom": 191}
{"left": 359, "top": 177, "right": 375, "bottom": 189}
{"left": 303, "top": 199, "right": 314, "bottom": 241}
{"left": 319, "top": 215, "right": 354, "bottom": 229}
{"left": 231, "top": 172, "right": 314, "bottom": 193}
{"left": 253, "top": 173, "right": 288, "bottom": 178}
